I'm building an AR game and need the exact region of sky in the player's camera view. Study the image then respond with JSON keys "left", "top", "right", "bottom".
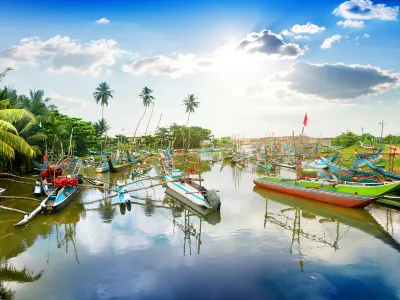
{"left": 1, "top": 0, "right": 400, "bottom": 138}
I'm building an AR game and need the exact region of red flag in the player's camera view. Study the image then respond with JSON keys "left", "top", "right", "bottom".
{"left": 303, "top": 113, "right": 308, "bottom": 127}
{"left": 189, "top": 168, "right": 195, "bottom": 174}
{"left": 121, "top": 128, "right": 124, "bottom": 131}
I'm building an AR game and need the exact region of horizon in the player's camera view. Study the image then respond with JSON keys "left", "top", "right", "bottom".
{"left": 1, "top": 0, "right": 400, "bottom": 138}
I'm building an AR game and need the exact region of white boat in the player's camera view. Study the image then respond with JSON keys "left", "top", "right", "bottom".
{"left": 164, "top": 170, "right": 219, "bottom": 209}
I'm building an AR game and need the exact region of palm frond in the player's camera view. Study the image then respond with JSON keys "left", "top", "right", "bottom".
{"left": 0, "top": 131, "right": 36, "bottom": 158}
{"left": 0, "top": 108, "right": 35, "bottom": 124}
{"left": 0, "top": 140, "right": 15, "bottom": 159}
{"left": 27, "top": 133, "right": 47, "bottom": 144}
{"left": 0, "top": 67, "right": 13, "bottom": 83}
{"left": 0, "top": 120, "right": 18, "bottom": 134}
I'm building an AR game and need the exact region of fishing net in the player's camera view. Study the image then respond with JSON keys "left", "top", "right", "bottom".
{"left": 206, "top": 189, "right": 221, "bottom": 210}
{"left": 54, "top": 177, "right": 78, "bottom": 188}
{"left": 41, "top": 166, "right": 62, "bottom": 179}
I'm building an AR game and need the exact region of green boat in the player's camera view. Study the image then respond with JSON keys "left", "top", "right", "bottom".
{"left": 263, "top": 176, "right": 400, "bottom": 197}
{"left": 378, "top": 194, "right": 400, "bottom": 208}
{"left": 199, "top": 148, "right": 221, "bottom": 153}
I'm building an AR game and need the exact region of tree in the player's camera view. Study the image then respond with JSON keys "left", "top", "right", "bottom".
{"left": 93, "top": 82, "right": 114, "bottom": 122}
{"left": 145, "top": 90, "right": 155, "bottom": 136}
{"left": 182, "top": 94, "right": 199, "bottom": 149}
{"left": 332, "top": 131, "right": 359, "bottom": 148}
{"left": 182, "top": 94, "right": 199, "bottom": 126}
{"left": 93, "top": 119, "right": 111, "bottom": 137}
{"left": 0, "top": 109, "right": 37, "bottom": 159}
{"left": 134, "top": 87, "right": 154, "bottom": 140}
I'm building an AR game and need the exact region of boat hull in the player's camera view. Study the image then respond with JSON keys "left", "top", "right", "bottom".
{"left": 253, "top": 179, "right": 376, "bottom": 208}
{"left": 164, "top": 175, "right": 212, "bottom": 209}
{"left": 41, "top": 186, "right": 80, "bottom": 214}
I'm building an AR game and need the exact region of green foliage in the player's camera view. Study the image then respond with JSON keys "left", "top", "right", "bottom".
{"left": 332, "top": 131, "right": 359, "bottom": 148}
{"left": 155, "top": 123, "right": 212, "bottom": 149}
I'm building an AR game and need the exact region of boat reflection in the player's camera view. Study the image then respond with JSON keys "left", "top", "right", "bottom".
{"left": 163, "top": 193, "right": 221, "bottom": 255}
{"left": 253, "top": 186, "right": 400, "bottom": 271}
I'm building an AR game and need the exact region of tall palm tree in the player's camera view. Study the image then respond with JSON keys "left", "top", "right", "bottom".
{"left": 93, "top": 82, "right": 114, "bottom": 122}
{"left": 93, "top": 119, "right": 111, "bottom": 137}
{"left": 182, "top": 94, "right": 199, "bottom": 149}
{"left": 182, "top": 94, "right": 199, "bottom": 126}
{"left": 145, "top": 97, "right": 155, "bottom": 136}
{"left": 133, "top": 87, "right": 154, "bottom": 141}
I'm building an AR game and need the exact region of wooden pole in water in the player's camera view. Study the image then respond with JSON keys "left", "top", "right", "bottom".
{"left": 0, "top": 205, "right": 27, "bottom": 214}
{"left": 0, "top": 196, "right": 42, "bottom": 202}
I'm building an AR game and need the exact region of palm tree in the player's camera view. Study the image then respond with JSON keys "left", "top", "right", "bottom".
{"left": 93, "top": 82, "right": 114, "bottom": 122}
{"left": 0, "top": 109, "right": 37, "bottom": 159}
{"left": 182, "top": 94, "right": 199, "bottom": 149}
{"left": 182, "top": 94, "right": 199, "bottom": 126}
{"left": 0, "top": 67, "right": 13, "bottom": 83}
{"left": 133, "top": 87, "right": 154, "bottom": 141}
{"left": 93, "top": 119, "right": 111, "bottom": 137}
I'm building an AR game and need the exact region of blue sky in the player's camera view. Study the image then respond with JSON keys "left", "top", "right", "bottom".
{"left": 1, "top": 0, "right": 400, "bottom": 137}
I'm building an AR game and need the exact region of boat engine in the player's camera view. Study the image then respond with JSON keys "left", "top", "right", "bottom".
{"left": 206, "top": 189, "right": 221, "bottom": 210}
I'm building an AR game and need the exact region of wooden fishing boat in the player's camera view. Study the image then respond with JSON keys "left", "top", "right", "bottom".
{"left": 365, "top": 161, "right": 400, "bottom": 181}
{"left": 359, "top": 141, "right": 377, "bottom": 150}
{"left": 96, "top": 162, "right": 110, "bottom": 173}
{"left": 117, "top": 184, "right": 131, "bottom": 205}
{"left": 378, "top": 194, "right": 400, "bottom": 208}
{"left": 41, "top": 185, "right": 80, "bottom": 214}
{"left": 322, "top": 157, "right": 381, "bottom": 183}
{"left": 351, "top": 146, "right": 384, "bottom": 168}
{"left": 164, "top": 172, "right": 220, "bottom": 209}
{"left": 305, "top": 153, "right": 338, "bottom": 169}
{"left": 33, "top": 180, "right": 43, "bottom": 196}
{"left": 253, "top": 176, "right": 400, "bottom": 208}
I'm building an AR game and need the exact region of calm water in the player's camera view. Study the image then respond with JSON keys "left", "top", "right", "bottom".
{"left": 1, "top": 154, "right": 400, "bottom": 300}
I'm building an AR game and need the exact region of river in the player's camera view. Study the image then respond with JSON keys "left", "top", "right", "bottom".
{"left": 0, "top": 153, "right": 399, "bottom": 299}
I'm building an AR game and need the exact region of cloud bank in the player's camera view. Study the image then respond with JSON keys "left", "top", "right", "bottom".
{"left": 333, "top": 0, "right": 399, "bottom": 21}
{"left": 122, "top": 53, "right": 212, "bottom": 78}
{"left": 0, "top": 35, "right": 126, "bottom": 76}
{"left": 236, "top": 30, "right": 304, "bottom": 59}
{"left": 274, "top": 61, "right": 400, "bottom": 100}
{"left": 291, "top": 22, "right": 326, "bottom": 34}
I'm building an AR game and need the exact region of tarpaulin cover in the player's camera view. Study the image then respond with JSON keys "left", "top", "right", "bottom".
{"left": 54, "top": 177, "right": 78, "bottom": 188}
{"left": 41, "top": 166, "right": 63, "bottom": 179}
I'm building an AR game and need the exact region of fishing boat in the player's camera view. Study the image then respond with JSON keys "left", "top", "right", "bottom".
{"left": 258, "top": 163, "right": 275, "bottom": 171}
{"left": 199, "top": 148, "right": 221, "bottom": 153}
{"left": 351, "top": 146, "right": 384, "bottom": 168}
{"left": 82, "top": 176, "right": 104, "bottom": 186}
{"left": 41, "top": 166, "right": 63, "bottom": 195}
{"left": 253, "top": 176, "right": 400, "bottom": 208}
{"left": 96, "top": 162, "right": 110, "bottom": 173}
{"left": 33, "top": 180, "right": 43, "bottom": 196}
{"left": 378, "top": 194, "right": 400, "bottom": 208}
{"left": 41, "top": 178, "right": 80, "bottom": 214}
{"left": 117, "top": 183, "right": 131, "bottom": 205}
{"left": 365, "top": 161, "right": 400, "bottom": 181}
{"left": 106, "top": 156, "right": 132, "bottom": 173}
{"left": 359, "top": 141, "right": 377, "bottom": 150}
{"left": 322, "top": 157, "right": 381, "bottom": 183}
{"left": 161, "top": 149, "right": 221, "bottom": 210}
{"left": 305, "top": 153, "right": 338, "bottom": 169}
{"left": 164, "top": 171, "right": 220, "bottom": 209}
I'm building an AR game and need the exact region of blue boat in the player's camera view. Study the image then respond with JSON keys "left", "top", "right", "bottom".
{"left": 365, "top": 161, "right": 400, "bottom": 181}
{"left": 41, "top": 185, "right": 80, "bottom": 214}
{"left": 306, "top": 153, "right": 338, "bottom": 169}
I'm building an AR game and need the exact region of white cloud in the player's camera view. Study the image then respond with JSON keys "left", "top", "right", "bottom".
{"left": 46, "top": 92, "right": 93, "bottom": 111}
{"left": 321, "top": 35, "right": 343, "bottom": 49}
{"left": 356, "top": 36, "right": 360, "bottom": 40}
{"left": 96, "top": 18, "right": 110, "bottom": 24}
{"left": 333, "top": 0, "right": 399, "bottom": 20}
{"left": 121, "top": 53, "right": 212, "bottom": 78}
{"left": 364, "top": 33, "right": 371, "bottom": 38}
{"left": 337, "top": 19, "right": 365, "bottom": 27}
{"left": 291, "top": 22, "right": 325, "bottom": 34}
{"left": 273, "top": 61, "right": 400, "bottom": 100}
{"left": 293, "top": 35, "right": 310, "bottom": 39}
{"left": 0, "top": 35, "right": 127, "bottom": 76}
{"left": 280, "top": 29, "right": 293, "bottom": 36}
{"left": 235, "top": 29, "right": 304, "bottom": 59}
